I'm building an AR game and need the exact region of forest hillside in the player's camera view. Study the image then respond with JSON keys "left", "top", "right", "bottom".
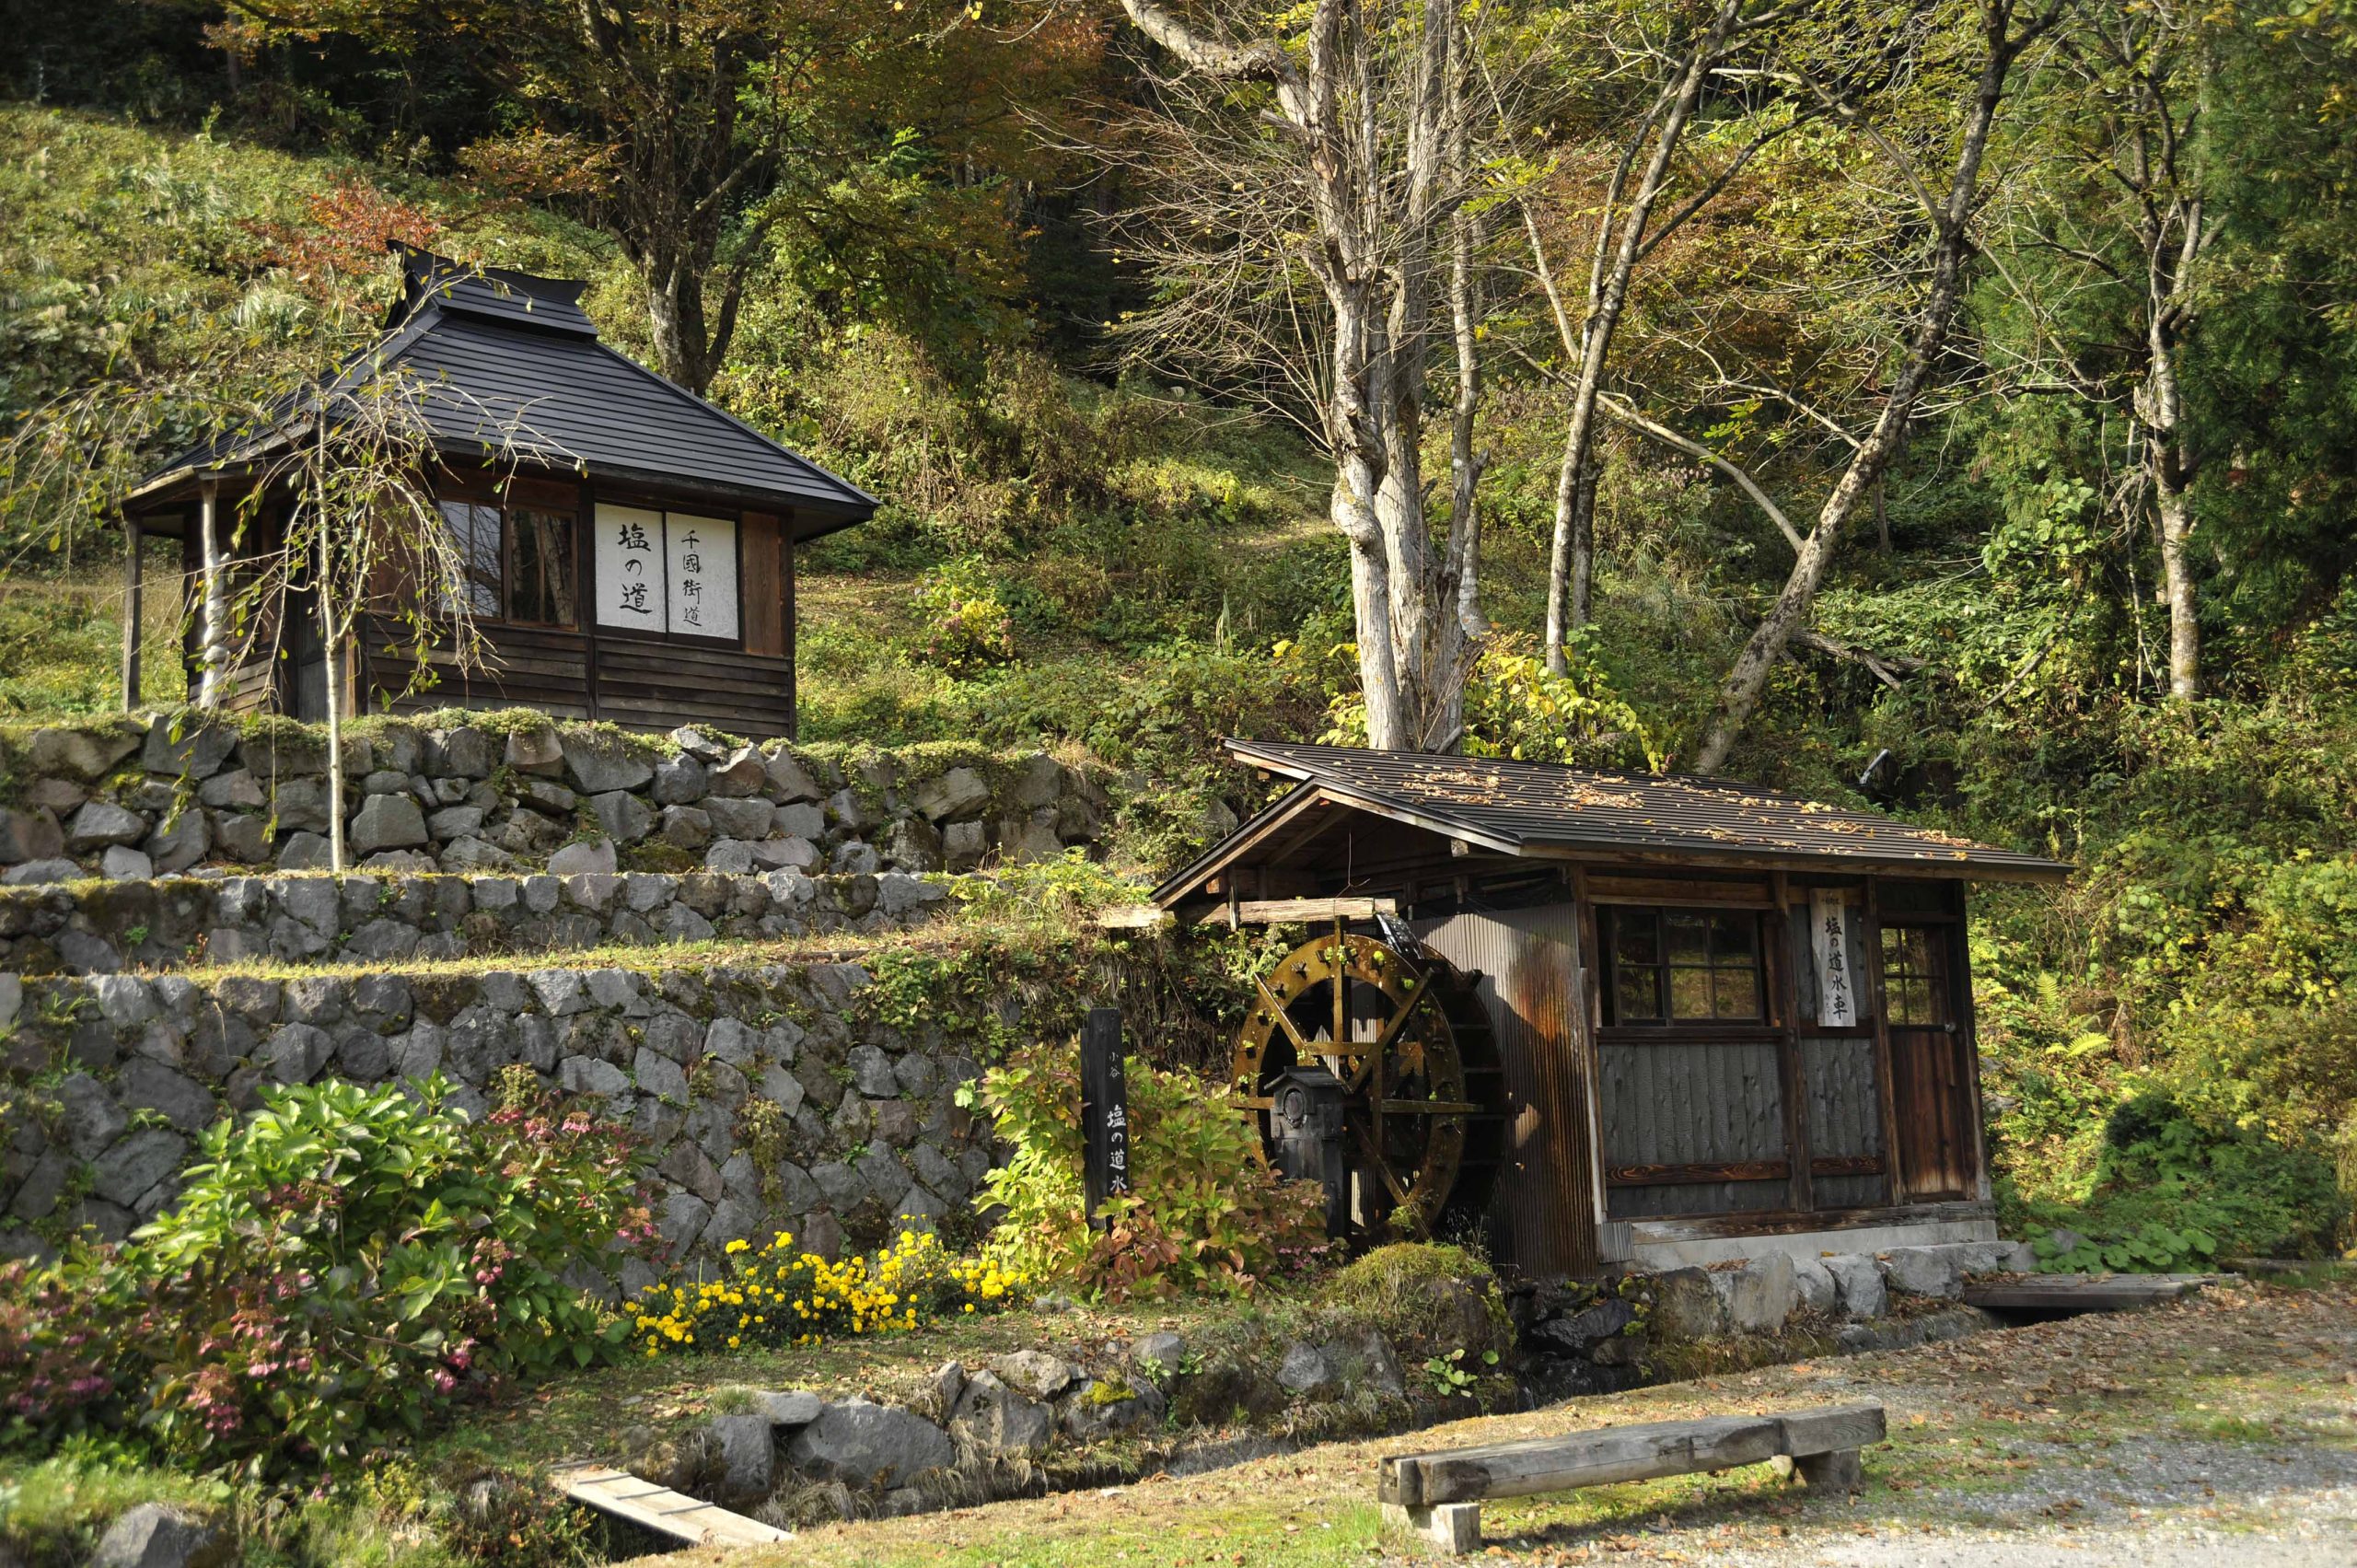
{"left": 4, "top": 1, "right": 2355, "bottom": 1273}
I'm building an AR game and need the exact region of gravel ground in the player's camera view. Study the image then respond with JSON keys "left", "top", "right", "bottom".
{"left": 636, "top": 1275, "right": 2357, "bottom": 1567}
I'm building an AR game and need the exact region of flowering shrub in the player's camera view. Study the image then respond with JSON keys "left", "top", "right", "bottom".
{"left": 913, "top": 562, "right": 1017, "bottom": 675}
{"left": 973, "top": 1040, "right": 1330, "bottom": 1300}
{"left": 631, "top": 1228, "right": 1023, "bottom": 1355}
{"left": 0, "top": 1260, "right": 131, "bottom": 1448}
{"left": 0, "top": 1071, "right": 655, "bottom": 1478}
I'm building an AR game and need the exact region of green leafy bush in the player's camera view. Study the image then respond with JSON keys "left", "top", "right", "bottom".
{"left": 2020, "top": 1091, "right": 2344, "bottom": 1272}
{"left": 911, "top": 560, "right": 1016, "bottom": 675}
{"left": 0, "top": 1072, "right": 655, "bottom": 1479}
{"left": 973, "top": 1040, "right": 1329, "bottom": 1300}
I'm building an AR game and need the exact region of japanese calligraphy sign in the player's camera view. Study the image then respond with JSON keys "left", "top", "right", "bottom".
{"left": 1080, "top": 1007, "right": 1131, "bottom": 1226}
{"left": 1811, "top": 889, "right": 1859, "bottom": 1028}
{"left": 594, "top": 504, "right": 664, "bottom": 629}
{"left": 594, "top": 505, "right": 739, "bottom": 638}
{"left": 664, "top": 513, "right": 737, "bottom": 639}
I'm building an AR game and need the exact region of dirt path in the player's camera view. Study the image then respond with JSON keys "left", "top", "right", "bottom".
{"left": 629, "top": 1278, "right": 2357, "bottom": 1568}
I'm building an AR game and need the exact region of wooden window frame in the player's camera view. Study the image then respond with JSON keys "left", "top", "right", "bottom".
{"left": 433, "top": 480, "right": 582, "bottom": 631}
{"left": 1596, "top": 904, "right": 1771, "bottom": 1034}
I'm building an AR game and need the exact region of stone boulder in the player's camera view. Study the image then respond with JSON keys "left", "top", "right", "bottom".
{"left": 1647, "top": 1266, "right": 1728, "bottom": 1340}
{"left": 708, "top": 1413, "right": 776, "bottom": 1505}
{"left": 88, "top": 1503, "right": 231, "bottom": 1568}
{"left": 786, "top": 1399, "right": 956, "bottom": 1487}
{"left": 990, "top": 1349, "right": 1076, "bottom": 1401}
{"left": 1276, "top": 1342, "right": 1338, "bottom": 1400}
{"left": 1881, "top": 1245, "right": 1964, "bottom": 1299}
{"left": 1823, "top": 1252, "right": 1887, "bottom": 1319}
{"left": 1714, "top": 1252, "right": 1797, "bottom": 1333}
{"left": 349, "top": 794, "right": 428, "bottom": 855}
{"left": 950, "top": 1370, "right": 1052, "bottom": 1458}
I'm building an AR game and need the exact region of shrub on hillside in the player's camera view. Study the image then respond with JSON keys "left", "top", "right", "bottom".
{"left": 2021, "top": 1090, "right": 2344, "bottom": 1272}
{"left": 973, "top": 1040, "right": 1329, "bottom": 1300}
{"left": 0, "top": 1072, "right": 655, "bottom": 1477}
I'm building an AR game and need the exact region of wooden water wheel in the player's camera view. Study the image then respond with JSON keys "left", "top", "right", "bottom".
{"left": 1230, "top": 929, "right": 1503, "bottom": 1242}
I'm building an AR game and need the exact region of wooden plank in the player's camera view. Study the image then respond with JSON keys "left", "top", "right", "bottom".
{"left": 1097, "top": 905, "right": 1174, "bottom": 929}
{"left": 1961, "top": 1277, "right": 2205, "bottom": 1312}
{"left": 1382, "top": 1415, "right": 1786, "bottom": 1506}
{"left": 1607, "top": 1159, "right": 1791, "bottom": 1187}
{"left": 1380, "top": 1405, "right": 1886, "bottom": 1509}
{"left": 1586, "top": 875, "right": 1773, "bottom": 908}
{"left": 1192, "top": 897, "right": 1400, "bottom": 925}
{"left": 548, "top": 1464, "right": 790, "bottom": 1548}
{"left": 1776, "top": 1404, "right": 1887, "bottom": 1457}
{"left": 743, "top": 511, "right": 785, "bottom": 656}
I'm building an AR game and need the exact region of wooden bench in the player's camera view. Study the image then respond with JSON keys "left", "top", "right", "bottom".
{"left": 1377, "top": 1403, "right": 1886, "bottom": 1554}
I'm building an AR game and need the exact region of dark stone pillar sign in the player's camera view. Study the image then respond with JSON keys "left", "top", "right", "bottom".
{"left": 1080, "top": 1007, "right": 1131, "bottom": 1227}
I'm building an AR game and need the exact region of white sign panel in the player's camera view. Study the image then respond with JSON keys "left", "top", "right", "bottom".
{"left": 1811, "top": 889, "right": 1858, "bottom": 1028}
{"left": 664, "top": 513, "right": 737, "bottom": 639}
{"left": 595, "top": 504, "right": 665, "bottom": 630}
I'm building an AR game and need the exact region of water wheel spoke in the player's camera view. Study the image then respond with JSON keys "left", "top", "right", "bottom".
{"left": 1374, "top": 1099, "right": 1481, "bottom": 1116}
{"left": 1254, "top": 975, "right": 1319, "bottom": 1061}
{"left": 1365, "top": 979, "right": 1436, "bottom": 1060}
{"left": 1348, "top": 1119, "right": 1416, "bottom": 1208}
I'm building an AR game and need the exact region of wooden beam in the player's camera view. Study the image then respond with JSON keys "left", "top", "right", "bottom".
{"left": 547, "top": 1464, "right": 790, "bottom": 1548}
{"left": 1097, "top": 905, "right": 1173, "bottom": 930}
{"left": 121, "top": 515, "right": 143, "bottom": 708}
{"left": 1208, "top": 897, "right": 1399, "bottom": 925}
{"left": 1378, "top": 1405, "right": 1887, "bottom": 1508}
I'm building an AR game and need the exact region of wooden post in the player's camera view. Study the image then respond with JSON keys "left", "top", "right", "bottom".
{"left": 1770, "top": 871, "right": 1813, "bottom": 1215}
{"left": 781, "top": 513, "right": 797, "bottom": 740}
{"left": 1863, "top": 878, "right": 1907, "bottom": 1206}
{"left": 1080, "top": 1007, "right": 1131, "bottom": 1227}
{"left": 120, "top": 514, "right": 144, "bottom": 709}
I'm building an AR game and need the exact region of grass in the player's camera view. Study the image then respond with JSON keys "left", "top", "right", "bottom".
{"left": 644, "top": 1275, "right": 2355, "bottom": 1567}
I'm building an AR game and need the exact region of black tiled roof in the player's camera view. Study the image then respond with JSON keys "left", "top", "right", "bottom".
{"left": 1155, "top": 739, "right": 2071, "bottom": 896}
{"left": 128, "top": 248, "right": 876, "bottom": 528}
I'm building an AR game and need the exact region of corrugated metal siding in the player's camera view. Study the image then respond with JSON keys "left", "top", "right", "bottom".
{"left": 1600, "top": 1040, "right": 1789, "bottom": 1217}
{"left": 1411, "top": 907, "right": 1598, "bottom": 1279}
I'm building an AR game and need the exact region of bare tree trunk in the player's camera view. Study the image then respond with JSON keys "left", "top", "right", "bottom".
{"left": 2137, "top": 196, "right": 2203, "bottom": 701}
{"left": 309, "top": 427, "right": 348, "bottom": 873}
{"left": 1542, "top": 0, "right": 1747, "bottom": 670}
{"left": 1694, "top": 0, "right": 2050, "bottom": 773}
{"left": 1447, "top": 195, "right": 1488, "bottom": 645}
{"left": 196, "top": 477, "right": 228, "bottom": 708}
{"left": 1118, "top": 0, "right": 1476, "bottom": 752}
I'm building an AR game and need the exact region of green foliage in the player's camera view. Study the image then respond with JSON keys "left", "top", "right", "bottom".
{"left": 0, "top": 1074, "right": 654, "bottom": 1481}
{"left": 911, "top": 559, "right": 1016, "bottom": 676}
{"left": 2013, "top": 1092, "right": 2343, "bottom": 1272}
{"left": 974, "top": 1040, "right": 1330, "bottom": 1300}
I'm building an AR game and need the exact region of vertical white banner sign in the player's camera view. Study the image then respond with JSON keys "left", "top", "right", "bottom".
{"left": 664, "top": 513, "right": 737, "bottom": 639}
{"left": 1812, "top": 889, "right": 1858, "bottom": 1027}
{"left": 594, "top": 504, "right": 665, "bottom": 630}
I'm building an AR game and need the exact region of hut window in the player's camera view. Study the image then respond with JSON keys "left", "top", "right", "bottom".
{"left": 1604, "top": 907, "right": 1764, "bottom": 1024}
{"left": 507, "top": 506, "right": 578, "bottom": 625}
{"left": 435, "top": 498, "right": 579, "bottom": 627}
{"left": 437, "top": 500, "right": 502, "bottom": 617}
{"left": 1880, "top": 925, "right": 1948, "bottom": 1027}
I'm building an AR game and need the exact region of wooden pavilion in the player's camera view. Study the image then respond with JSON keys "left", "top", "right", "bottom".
{"left": 112, "top": 246, "right": 876, "bottom": 739}
{"left": 1155, "top": 740, "right": 2073, "bottom": 1277}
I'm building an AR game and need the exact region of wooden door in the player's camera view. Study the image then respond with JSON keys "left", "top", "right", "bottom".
{"left": 1880, "top": 923, "right": 1976, "bottom": 1200}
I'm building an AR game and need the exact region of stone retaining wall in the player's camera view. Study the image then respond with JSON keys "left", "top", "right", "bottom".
{"left": 1515, "top": 1240, "right": 2035, "bottom": 1400}
{"left": 0, "top": 868, "right": 952, "bottom": 976}
{"left": 0, "top": 956, "right": 1004, "bottom": 1277}
{"left": 0, "top": 712, "right": 1110, "bottom": 885}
